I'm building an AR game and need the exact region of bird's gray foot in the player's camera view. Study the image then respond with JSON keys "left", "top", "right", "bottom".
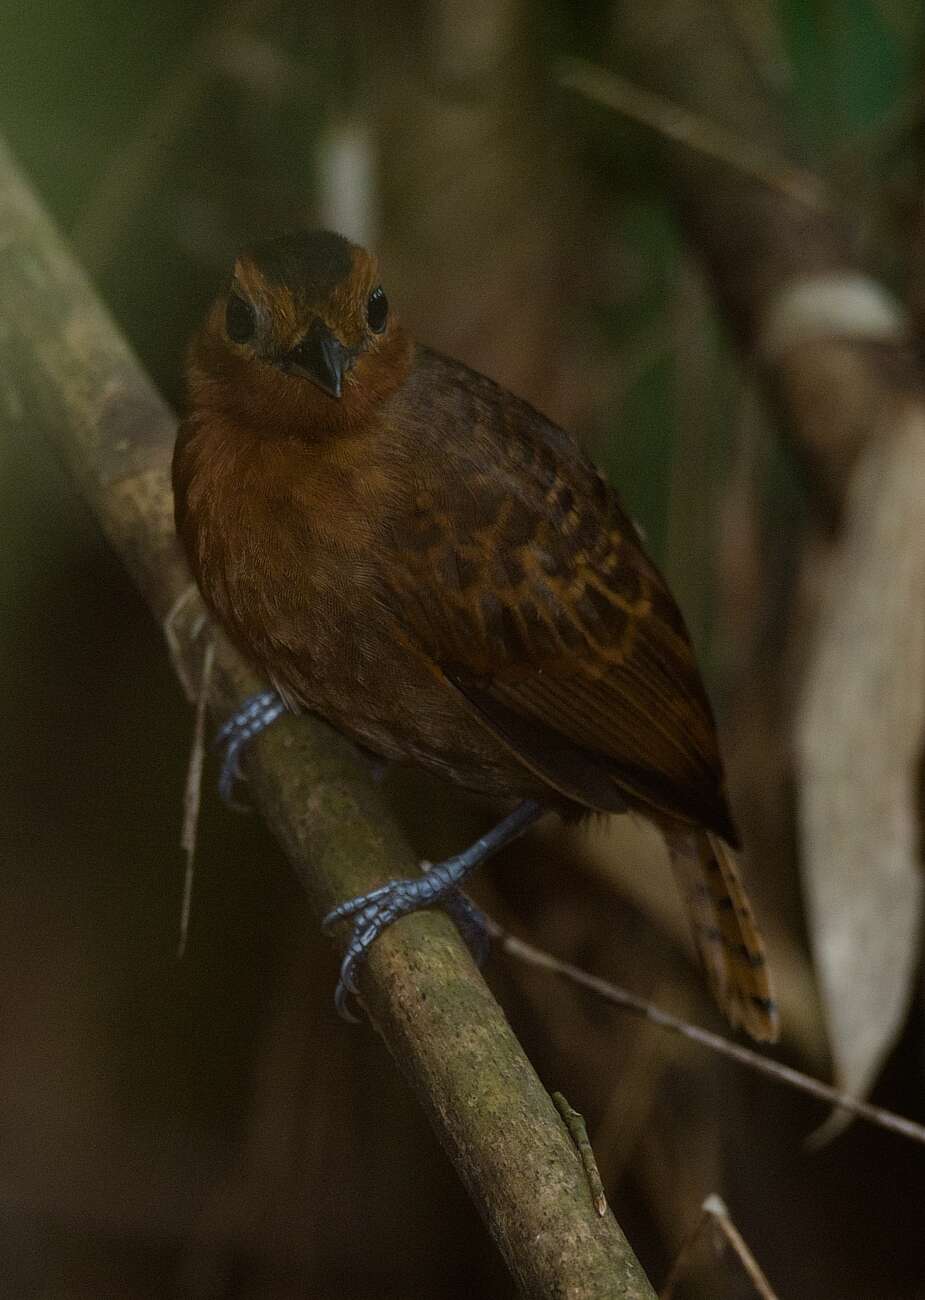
{"left": 323, "top": 872, "right": 489, "bottom": 1021}
{"left": 214, "top": 689, "right": 285, "bottom": 806}
{"left": 322, "top": 799, "right": 543, "bottom": 1018}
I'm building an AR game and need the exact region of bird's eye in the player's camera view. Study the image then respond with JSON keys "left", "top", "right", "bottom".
{"left": 226, "top": 292, "right": 256, "bottom": 344}
{"left": 366, "top": 286, "right": 388, "bottom": 334}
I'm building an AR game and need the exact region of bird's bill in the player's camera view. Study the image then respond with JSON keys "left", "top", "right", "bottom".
{"left": 283, "top": 319, "right": 353, "bottom": 399}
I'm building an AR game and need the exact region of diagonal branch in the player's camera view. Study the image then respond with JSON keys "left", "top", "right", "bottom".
{"left": 660, "top": 1194, "right": 779, "bottom": 1299}
{"left": 0, "top": 136, "right": 656, "bottom": 1299}
{"left": 492, "top": 924, "right": 925, "bottom": 1147}
{"left": 557, "top": 58, "right": 828, "bottom": 212}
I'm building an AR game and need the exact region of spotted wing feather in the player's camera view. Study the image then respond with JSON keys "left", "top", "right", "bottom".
{"left": 387, "top": 347, "right": 736, "bottom": 841}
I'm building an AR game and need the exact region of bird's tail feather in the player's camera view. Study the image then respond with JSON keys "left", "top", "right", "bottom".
{"left": 667, "top": 829, "right": 778, "bottom": 1043}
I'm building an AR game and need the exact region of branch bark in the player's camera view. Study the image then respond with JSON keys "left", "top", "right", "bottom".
{"left": 0, "top": 136, "right": 656, "bottom": 1298}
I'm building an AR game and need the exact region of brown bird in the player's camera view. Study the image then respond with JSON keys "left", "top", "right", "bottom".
{"left": 173, "top": 230, "right": 778, "bottom": 1041}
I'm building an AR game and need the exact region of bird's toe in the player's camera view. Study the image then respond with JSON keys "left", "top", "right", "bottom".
{"left": 213, "top": 689, "right": 285, "bottom": 806}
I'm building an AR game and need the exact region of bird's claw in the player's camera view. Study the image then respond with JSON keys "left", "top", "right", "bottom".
{"left": 321, "top": 881, "right": 396, "bottom": 931}
{"left": 323, "top": 870, "right": 491, "bottom": 1020}
{"left": 214, "top": 690, "right": 285, "bottom": 807}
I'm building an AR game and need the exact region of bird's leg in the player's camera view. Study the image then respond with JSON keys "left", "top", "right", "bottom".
{"left": 214, "top": 690, "right": 286, "bottom": 806}
{"left": 322, "top": 799, "right": 544, "bottom": 1018}
{"left": 440, "top": 889, "right": 492, "bottom": 967}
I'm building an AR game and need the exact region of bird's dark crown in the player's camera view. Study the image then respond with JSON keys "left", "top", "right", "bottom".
{"left": 243, "top": 230, "right": 354, "bottom": 301}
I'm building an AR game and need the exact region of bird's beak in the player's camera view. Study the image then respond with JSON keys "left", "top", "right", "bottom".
{"left": 283, "top": 319, "right": 354, "bottom": 399}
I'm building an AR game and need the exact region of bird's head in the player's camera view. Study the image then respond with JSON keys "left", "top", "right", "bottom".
{"left": 188, "top": 230, "right": 413, "bottom": 434}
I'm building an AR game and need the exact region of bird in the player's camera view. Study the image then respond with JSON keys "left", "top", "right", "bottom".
{"left": 172, "top": 229, "right": 778, "bottom": 1042}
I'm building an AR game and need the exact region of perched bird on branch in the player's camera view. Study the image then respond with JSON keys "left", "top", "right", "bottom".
{"left": 172, "top": 229, "right": 778, "bottom": 1042}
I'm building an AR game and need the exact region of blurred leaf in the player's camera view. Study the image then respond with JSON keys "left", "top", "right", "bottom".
{"left": 796, "top": 415, "right": 925, "bottom": 1114}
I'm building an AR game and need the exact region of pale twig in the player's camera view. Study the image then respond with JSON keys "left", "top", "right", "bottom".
{"left": 162, "top": 582, "right": 207, "bottom": 703}
{"left": 488, "top": 921, "right": 925, "bottom": 1147}
{"left": 557, "top": 56, "right": 828, "bottom": 211}
{"left": 552, "top": 1092, "right": 607, "bottom": 1217}
{"left": 660, "top": 1193, "right": 779, "bottom": 1299}
{"left": 178, "top": 638, "right": 214, "bottom": 959}
{"left": 705, "top": 1195, "right": 779, "bottom": 1299}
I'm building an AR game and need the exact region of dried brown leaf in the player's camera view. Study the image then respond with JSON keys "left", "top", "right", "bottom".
{"left": 797, "top": 408, "right": 925, "bottom": 1112}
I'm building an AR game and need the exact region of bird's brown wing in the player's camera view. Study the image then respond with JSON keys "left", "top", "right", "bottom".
{"left": 384, "top": 351, "right": 736, "bottom": 841}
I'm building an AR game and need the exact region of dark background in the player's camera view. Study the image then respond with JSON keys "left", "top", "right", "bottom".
{"left": 2, "top": 2, "right": 924, "bottom": 1296}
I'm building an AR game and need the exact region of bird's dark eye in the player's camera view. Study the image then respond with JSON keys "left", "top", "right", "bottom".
{"left": 226, "top": 292, "right": 256, "bottom": 344}
{"left": 367, "top": 286, "right": 388, "bottom": 334}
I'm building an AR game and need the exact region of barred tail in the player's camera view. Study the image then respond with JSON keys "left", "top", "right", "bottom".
{"left": 667, "top": 829, "right": 779, "bottom": 1042}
